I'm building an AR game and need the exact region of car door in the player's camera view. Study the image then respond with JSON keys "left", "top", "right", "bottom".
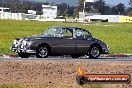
{"left": 75, "top": 28, "right": 92, "bottom": 55}
{"left": 50, "top": 37, "right": 63, "bottom": 55}
{"left": 58, "top": 28, "right": 76, "bottom": 55}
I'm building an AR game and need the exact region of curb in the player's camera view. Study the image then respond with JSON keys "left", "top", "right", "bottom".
{"left": 101, "top": 54, "right": 132, "bottom": 58}
{"left": 0, "top": 54, "right": 132, "bottom": 58}
{"left": 0, "top": 54, "right": 18, "bottom": 58}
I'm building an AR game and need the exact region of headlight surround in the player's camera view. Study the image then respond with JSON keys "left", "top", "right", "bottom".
{"left": 13, "top": 40, "right": 17, "bottom": 44}
{"left": 22, "top": 40, "right": 27, "bottom": 45}
{"left": 22, "top": 40, "right": 32, "bottom": 47}
{"left": 106, "top": 44, "right": 110, "bottom": 50}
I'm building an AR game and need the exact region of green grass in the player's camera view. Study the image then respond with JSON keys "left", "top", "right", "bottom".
{"left": 0, "top": 19, "right": 132, "bottom": 54}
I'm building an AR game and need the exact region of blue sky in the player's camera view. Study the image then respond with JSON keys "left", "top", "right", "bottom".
{"left": 31, "top": 0, "right": 130, "bottom": 7}
{"left": 106, "top": 0, "right": 130, "bottom": 7}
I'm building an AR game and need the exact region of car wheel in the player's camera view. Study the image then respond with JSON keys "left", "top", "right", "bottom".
{"left": 89, "top": 45, "right": 101, "bottom": 59}
{"left": 36, "top": 45, "right": 49, "bottom": 58}
{"left": 71, "top": 55, "right": 80, "bottom": 58}
{"left": 18, "top": 53, "right": 30, "bottom": 58}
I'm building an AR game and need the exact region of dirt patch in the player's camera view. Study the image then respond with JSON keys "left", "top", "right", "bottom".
{"left": 0, "top": 60, "right": 132, "bottom": 88}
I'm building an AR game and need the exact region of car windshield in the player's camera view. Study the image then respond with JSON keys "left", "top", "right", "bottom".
{"left": 43, "top": 27, "right": 63, "bottom": 37}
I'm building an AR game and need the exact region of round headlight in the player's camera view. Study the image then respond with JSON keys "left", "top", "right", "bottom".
{"left": 23, "top": 40, "right": 27, "bottom": 45}
{"left": 13, "top": 40, "right": 17, "bottom": 44}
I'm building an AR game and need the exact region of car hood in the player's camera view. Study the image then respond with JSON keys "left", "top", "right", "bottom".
{"left": 23, "top": 35, "right": 50, "bottom": 41}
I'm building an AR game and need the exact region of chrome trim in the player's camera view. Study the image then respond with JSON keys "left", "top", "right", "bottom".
{"left": 11, "top": 38, "right": 35, "bottom": 54}
{"left": 106, "top": 44, "right": 110, "bottom": 51}
{"left": 11, "top": 48, "right": 36, "bottom": 53}
{"left": 26, "top": 50, "right": 36, "bottom": 53}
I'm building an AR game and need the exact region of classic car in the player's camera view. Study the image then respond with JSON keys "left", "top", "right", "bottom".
{"left": 11, "top": 26, "right": 109, "bottom": 58}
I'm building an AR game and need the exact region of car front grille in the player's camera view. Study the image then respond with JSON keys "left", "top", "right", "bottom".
{"left": 13, "top": 39, "right": 24, "bottom": 49}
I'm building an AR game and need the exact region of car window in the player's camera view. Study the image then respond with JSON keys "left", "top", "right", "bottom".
{"left": 43, "top": 28, "right": 63, "bottom": 37}
{"left": 75, "top": 29, "right": 85, "bottom": 38}
{"left": 76, "top": 30, "right": 83, "bottom": 37}
{"left": 83, "top": 30, "right": 92, "bottom": 37}
{"left": 75, "top": 28, "right": 92, "bottom": 39}
{"left": 63, "top": 29, "right": 73, "bottom": 38}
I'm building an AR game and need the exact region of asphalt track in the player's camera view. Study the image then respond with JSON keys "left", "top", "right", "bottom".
{"left": 0, "top": 56, "right": 132, "bottom": 61}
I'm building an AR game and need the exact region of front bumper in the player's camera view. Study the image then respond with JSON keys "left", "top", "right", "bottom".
{"left": 11, "top": 39, "right": 36, "bottom": 54}
{"left": 11, "top": 47, "right": 36, "bottom": 54}
{"left": 102, "top": 47, "right": 109, "bottom": 54}
{"left": 102, "top": 50, "right": 109, "bottom": 54}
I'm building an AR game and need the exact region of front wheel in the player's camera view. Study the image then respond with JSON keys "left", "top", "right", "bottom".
{"left": 89, "top": 45, "right": 101, "bottom": 59}
{"left": 36, "top": 45, "right": 49, "bottom": 58}
{"left": 18, "top": 53, "right": 30, "bottom": 58}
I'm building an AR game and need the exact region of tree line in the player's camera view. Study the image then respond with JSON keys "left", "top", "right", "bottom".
{"left": 74, "top": 0, "right": 132, "bottom": 17}
{"left": 0, "top": 0, "right": 131, "bottom": 17}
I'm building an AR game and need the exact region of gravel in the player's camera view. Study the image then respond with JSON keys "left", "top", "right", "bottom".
{"left": 0, "top": 60, "right": 131, "bottom": 88}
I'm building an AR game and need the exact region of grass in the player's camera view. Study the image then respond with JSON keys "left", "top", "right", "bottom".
{"left": 0, "top": 19, "right": 132, "bottom": 54}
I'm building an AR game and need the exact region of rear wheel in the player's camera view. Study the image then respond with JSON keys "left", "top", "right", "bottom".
{"left": 36, "top": 45, "right": 49, "bottom": 58}
{"left": 89, "top": 45, "right": 101, "bottom": 59}
{"left": 18, "top": 53, "right": 30, "bottom": 58}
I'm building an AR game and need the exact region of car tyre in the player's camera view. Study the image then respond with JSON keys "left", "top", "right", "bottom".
{"left": 36, "top": 45, "right": 49, "bottom": 58}
{"left": 89, "top": 45, "right": 101, "bottom": 59}
{"left": 18, "top": 53, "right": 30, "bottom": 58}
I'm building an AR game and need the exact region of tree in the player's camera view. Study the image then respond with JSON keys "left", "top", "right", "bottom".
{"left": 129, "top": 0, "right": 132, "bottom": 5}
{"left": 112, "top": 3, "right": 126, "bottom": 15}
{"left": 103, "top": 6, "right": 112, "bottom": 15}
{"left": 129, "top": 0, "right": 132, "bottom": 9}
{"left": 68, "top": 6, "right": 76, "bottom": 17}
{"left": 63, "top": 9, "right": 69, "bottom": 17}
{"left": 78, "top": 0, "right": 85, "bottom": 12}
{"left": 85, "top": 2, "right": 94, "bottom": 13}
{"left": 77, "top": 0, "right": 95, "bottom": 13}
{"left": 116, "top": 3, "right": 126, "bottom": 15}
{"left": 112, "top": 6, "right": 119, "bottom": 15}
{"left": 126, "top": 7, "right": 132, "bottom": 16}
{"left": 93, "top": 0, "right": 106, "bottom": 14}
{"left": 73, "top": 8, "right": 78, "bottom": 17}
{"left": 77, "top": 0, "right": 106, "bottom": 14}
{"left": 9, "top": 0, "right": 19, "bottom": 12}
{"left": 72, "top": 0, "right": 85, "bottom": 18}
{"left": 57, "top": 3, "right": 68, "bottom": 16}
{"left": 127, "top": 11, "right": 132, "bottom": 16}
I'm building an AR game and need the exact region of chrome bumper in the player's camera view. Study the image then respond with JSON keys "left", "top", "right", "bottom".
{"left": 11, "top": 47, "right": 36, "bottom": 54}
{"left": 102, "top": 48, "right": 109, "bottom": 54}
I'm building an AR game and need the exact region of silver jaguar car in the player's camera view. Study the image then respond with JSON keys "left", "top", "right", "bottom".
{"left": 11, "top": 26, "right": 109, "bottom": 58}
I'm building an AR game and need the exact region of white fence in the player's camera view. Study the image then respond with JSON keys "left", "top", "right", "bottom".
{"left": 0, "top": 12, "right": 25, "bottom": 20}
{"left": 0, "top": 12, "right": 67, "bottom": 22}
